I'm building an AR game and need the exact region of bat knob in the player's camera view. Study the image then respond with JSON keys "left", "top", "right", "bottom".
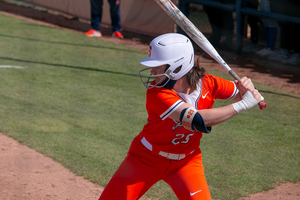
{"left": 259, "top": 102, "right": 267, "bottom": 110}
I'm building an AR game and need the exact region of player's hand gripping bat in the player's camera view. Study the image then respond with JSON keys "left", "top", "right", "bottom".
{"left": 154, "top": 0, "right": 267, "bottom": 110}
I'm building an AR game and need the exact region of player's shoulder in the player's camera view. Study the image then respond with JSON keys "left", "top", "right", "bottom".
{"left": 203, "top": 74, "right": 231, "bottom": 84}
{"left": 147, "top": 86, "right": 177, "bottom": 95}
{"left": 202, "top": 74, "right": 217, "bottom": 85}
{"left": 146, "top": 86, "right": 179, "bottom": 100}
{"left": 203, "top": 73, "right": 220, "bottom": 80}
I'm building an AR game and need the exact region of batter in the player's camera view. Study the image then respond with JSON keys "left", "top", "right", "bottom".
{"left": 99, "top": 33, "right": 263, "bottom": 200}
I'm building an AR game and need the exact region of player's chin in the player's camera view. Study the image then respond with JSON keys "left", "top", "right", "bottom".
{"left": 154, "top": 77, "right": 166, "bottom": 84}
{"left": 154, "top": 78, "right": 161, "bottom": 84}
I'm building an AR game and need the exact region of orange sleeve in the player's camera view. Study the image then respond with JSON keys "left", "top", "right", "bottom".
{"left": 146, "top": 87, "right": 184, "bottom": 120}
{"left": 204, "top": 74, "right": 238, "bottom": 100}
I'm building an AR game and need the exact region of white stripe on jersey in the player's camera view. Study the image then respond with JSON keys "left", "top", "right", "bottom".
{"left": 160, "top": 100, "right": 184, "bottom": 120}
{"left": 225, "top": 81, "right": 238, "bottom": 100}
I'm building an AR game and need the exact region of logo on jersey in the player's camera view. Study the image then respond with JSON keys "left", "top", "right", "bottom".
{"left": 202, "top": 91, "right": 209, "bottom": 99}
{"left": 148, "top": 45, "right": 152, "bottom": 57}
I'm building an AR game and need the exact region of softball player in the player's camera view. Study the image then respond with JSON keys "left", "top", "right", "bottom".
{"left": 99, "top": 33, "right": 263, "bottom": 200}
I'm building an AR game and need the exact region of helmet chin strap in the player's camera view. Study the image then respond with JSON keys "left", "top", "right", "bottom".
{"left": 158, "top": 78, "right": 177, "bottom": 89}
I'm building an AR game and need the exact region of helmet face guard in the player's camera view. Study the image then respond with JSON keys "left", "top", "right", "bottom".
{"left": 139, "top": 33, "right": 194, "bottom": 89}
{"left": 139, "top": 67, "right": 171, "bottom": 89}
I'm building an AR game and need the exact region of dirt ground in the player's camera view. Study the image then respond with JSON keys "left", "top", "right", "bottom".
{"left": 0, "top": 1, "right": 299, "bottom": 200}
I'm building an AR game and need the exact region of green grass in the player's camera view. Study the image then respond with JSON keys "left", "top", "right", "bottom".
{"left": 0, "top": 13, "right": 299, "bottom": 200}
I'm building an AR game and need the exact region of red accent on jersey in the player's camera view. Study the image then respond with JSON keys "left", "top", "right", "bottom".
{"left": 135, "top": 74, "right": 237, "bottom": 154}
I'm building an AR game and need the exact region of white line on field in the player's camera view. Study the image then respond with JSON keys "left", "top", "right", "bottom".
{"left": 0, "top": 65, "right": 27, "bottom": 69}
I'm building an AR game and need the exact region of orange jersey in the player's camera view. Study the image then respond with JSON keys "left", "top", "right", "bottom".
{"left": 136, "top": 74, "right": 238, "bottom": 154}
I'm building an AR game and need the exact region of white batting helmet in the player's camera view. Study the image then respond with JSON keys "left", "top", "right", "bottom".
{"left": 139, "top": 33, "right": 194, "bottom": 89}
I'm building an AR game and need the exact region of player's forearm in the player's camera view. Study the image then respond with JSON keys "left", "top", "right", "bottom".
{"left": 232, "top": 91, "right": 243, "bottom": 102}
{"left": 198, "top": 105, "right": 237, "bottom": 127}
{"left": 170, "top": 103, "right": 237, "bottom": 127}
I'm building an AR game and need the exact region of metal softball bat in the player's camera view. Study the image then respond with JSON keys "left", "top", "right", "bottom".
{"left": 154, "top": 0, "right": 267, "bottom": 110}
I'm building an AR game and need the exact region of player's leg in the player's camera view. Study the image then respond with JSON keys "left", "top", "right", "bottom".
{"left": 108, "top": 0, "right": 121, "bottom": 32}
{"left": 99, "top": 152, "right": 162, "bottom": 200}
{"left": 163, "top": 153, "right": 211, "bottom": 200}
{"left": 90, "top": 0, "right": 104, "bottom": 31}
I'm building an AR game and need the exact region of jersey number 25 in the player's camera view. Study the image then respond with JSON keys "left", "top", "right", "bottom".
{"left": 171, "top": 133, "right": 194, "bottom": 145}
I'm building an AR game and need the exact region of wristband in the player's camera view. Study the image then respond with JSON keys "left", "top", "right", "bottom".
{"left": 232, "top": 91, "right": 258, "bottom": 113}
